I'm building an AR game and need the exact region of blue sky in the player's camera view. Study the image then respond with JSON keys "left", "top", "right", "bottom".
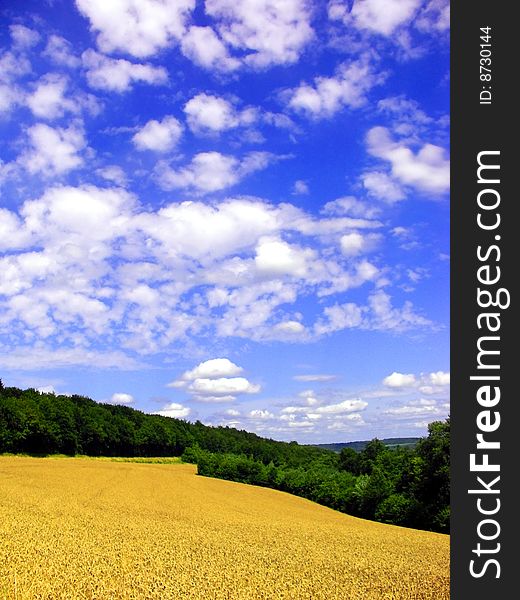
{"left": 0, "top": 0, "right": 449, "bottom": 443}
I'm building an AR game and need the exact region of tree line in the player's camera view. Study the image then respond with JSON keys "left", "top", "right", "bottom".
{"left": 0, "top": 382, "right": 449, "bottom": 533}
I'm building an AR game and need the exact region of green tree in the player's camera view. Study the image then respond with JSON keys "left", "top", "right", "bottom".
{"left": 338, "top": 447, "right": 360, "bottom": 474}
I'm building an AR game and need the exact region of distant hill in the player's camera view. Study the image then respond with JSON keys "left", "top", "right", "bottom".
{"left": 310, "top": 437, "right": 420, "bottom": 453}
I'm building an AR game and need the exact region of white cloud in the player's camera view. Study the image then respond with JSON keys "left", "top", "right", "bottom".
{"left": 96, "top": 165, "right": 128, "bottom": 186}
{"left": 184, "top": 93, "right": 256, "bottom": 133}
{"left": 0, "top": 84, "right": 22, "bottom": 115}
{"left": 322, "top": 196, "right": 381, "bottom": 220}
{"left": 384, "top": 395, "right": 446, "bottom": 418}
{"left": 366, "top": 126, "right": 449, "bottom": 195}
{"left": 0, "top": 49, "right": 30, "bottom": 114}
{"left": 190, "top": 377, "right": 260, "bottom": 400}
{"left": 340, "top": 232, "right": 380, "bottom": 257}
{"left": 18, "top": 122, "right": 86, "bottom": 176}
{"left": 327, "top": 415, "right": 365, "bottom": 430}
{"left": 273, "top": 321, "right": 305, "bottom": 335}
{"left": 292, "top": 180, "right": 309, "bottom": 195}
{"left": 193, "top": 377, "right": 260, "bottom": 396}
{"left": 167, "top": 358, "right": 259, "bottom": 402}
{"left": 10, "top": 25, "right": 40, "bottom": 48}
{"left": 109, "top": 392, "right": 134, "bottom": 404}
{"left": 315, "top": 289, "right": 430, "bottom": 336}
{"left": 415, "top": 0, "right": 450, "bottom": 33}
{"left": 82, "top": 49, "right": 168, "bottom": 92}
{"left": 362, "top": 171, "right": 405, "bottom": 203}
{"left": 383, "top": 372, "right": 417, "bottom": 388}
{"left": 225, "top": 408, "right": 240, "bottom": 417}
{"left": 249, "top": 409, "right": 274, "bottom": 420}
{"left": 42, "top": 35, "right": 81, "bottom": 68}
{"left": 76, "top": 0, "right": 195, "bottom": 58}
{"left": 293, "top": 374, "right": 337, "bottom": 382}
{"left": 181, "top": 26, "right": 239, "bottom": 72}
{"left": 287, "top": 56, "right": 384, "bottom": 118}
{"left": 368, "top": 289, "right": 431, "bottom": 330}
{"left": 0, "top": 187, "right": 416, "bottom": 360}
{"left": 382, "top": 370, "right": 450, "bottom": 399}
{"left": 0, "top": 347, "right": 143, "bottom": 370}
{"left": 154, "top": 402, "right": 191, "bottom": 418}
{"left": 132, "top": 116, "right": 182, "bottom": 152}
{"left": 26, "top": 75, "right": 77, "bottom": 120}
{"left": 429, "top": 370, "right": 450, "bottom": 386}
{"left": 377, "top": 95, "right": 433, "bottom": 127}
{"left": 288, "top": 420, "right": 314, "bottom": 428}
{"left": 155, "top": 151, "right": 274, "bottom": 193}
{"left": 328, "top": 0, "right": 421, "bottom": 36}
{"left": 281, "top": 405, "right": 308, "bottom": 414}
{"left": 175, "top": 358, "right": 243, "bottom": 382}
{"left": 255, "top": 238, "right": 311, "bottom": 278}
{"left": 0, "top": 51, "right": 31, "bottom": 84}
{"left": 205, "top": 0, "right": 314, "bottom": 68}
{"left": 315, "top": 398, "right": 368, "bottom": 414}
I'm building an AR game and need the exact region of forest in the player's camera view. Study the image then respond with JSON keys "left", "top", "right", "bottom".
{"left": 0, "top": 382, "right": 449, "bottom": 533}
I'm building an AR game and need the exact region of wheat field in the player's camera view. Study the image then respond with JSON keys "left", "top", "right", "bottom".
{"left": 0, "top": 456, "right": 449, "bottom": 599}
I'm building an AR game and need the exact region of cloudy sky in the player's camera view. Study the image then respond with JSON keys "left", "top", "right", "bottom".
{"left": 0, "top": 0, "right": 449, "bottom": 443}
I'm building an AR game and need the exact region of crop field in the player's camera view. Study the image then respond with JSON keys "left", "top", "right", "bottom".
{"left": 0, "top": 456, "right": 449, "bottom": 599}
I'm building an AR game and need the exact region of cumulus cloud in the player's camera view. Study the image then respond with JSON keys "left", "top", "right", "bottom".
{"left": 238, "top": 388, "right": 368, "bottom": 439}
{"left": 42, "top": 35, "right": 81, "bottom": 68}
{"left": 18, "top": 122, "right": 87, "bottom": 176}
{"left": 132, "top": 116, "right": 183, "bottom": 152}
{"left": 254, "top": 238, "right": 311, "bottom": 278}
{"left": 340, "top": 232, "right": 381, "bottom": 257}
{"left": 315, "top": 398, "right": 368, "bottom": 414}
{"left": 174, "top": 358, "right": 244, "bottom": 381}
{"left": 0, "top": 50, "right": 31, "bottom": 84}
{"left": 429, "top": 370, "right": 450, "bottom": 386}
{"left": 249, "top": 409, "right": 274, "bottom": 420}
{"left": 382, "top": 370, "right": 450, "bottom": 398}
{"left": 154, "top": 402, "right": 191, "bottom": 418}
{"left": 168, "top": 358, "right": 259, "bottom": 402}
{"left": 366, "top": 126, "right": 449, "bottom": 195}
{"left": 108, "top": 392, "right": 135, "bottom": 404}
{"left": 328, "top": 0, "right": 421, "bottom": 36}
{"left": 181, "top": 26, "right": 239, "bottom": 72}
{"left": 96, "top": 165, "right": 128, "bottom": 186}
{"left": 385, "top": 401, "right": 440, "bottom": 416}
{"left": 383, "top": 372, "right": 417, "bottom": 388}
{"left": 26, "top": 75, "right": 77, "bottom": 120}
{"left": 0, "top": 186, "right": 414, "bottom": 359}
{"left": 190, "top": 377, "right": 260, "bottom": 397}
{"left": 362, "top": 171, "right": 406, "bottom": 203}
{"left": 415, "top": 0, "right": 450, "bottom": 33}
{"left": 292, "top": 180, "right": 309, "bottom": 195}
{"left": 287, "top": 56, "right": 384, "bottom": 118}
{"left": 184, "top": 93, "right": 256, "bottom": 133}
{"left": 82, "top": 49, "right": 168, "bottom": 92}
{"left": 155, "top": 151, "right": 275, "bottom": 193}
{"left": 205, "top": 0, "right": 314, "bottom": 68}
{"left": 10, "top": 25, "right": 40, "bottom": 48}
{"left": 76, "top": 0, "right": 195, "bottom": 58}
{"left": 322, "top": 196, "right": 381, "bottom": 220}
{"left": 377, "top": 95, "right": 434, "bottom": 128}
{"left": 315, "top": 289, "right": 430, "bottom": 336}
{"left": 0, "top": 84, "right": 22, "bottom": 115}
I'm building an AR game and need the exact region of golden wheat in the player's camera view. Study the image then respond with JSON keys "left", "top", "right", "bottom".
{"left": 0, "top": 456, "right": 449, "bottom": 599}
